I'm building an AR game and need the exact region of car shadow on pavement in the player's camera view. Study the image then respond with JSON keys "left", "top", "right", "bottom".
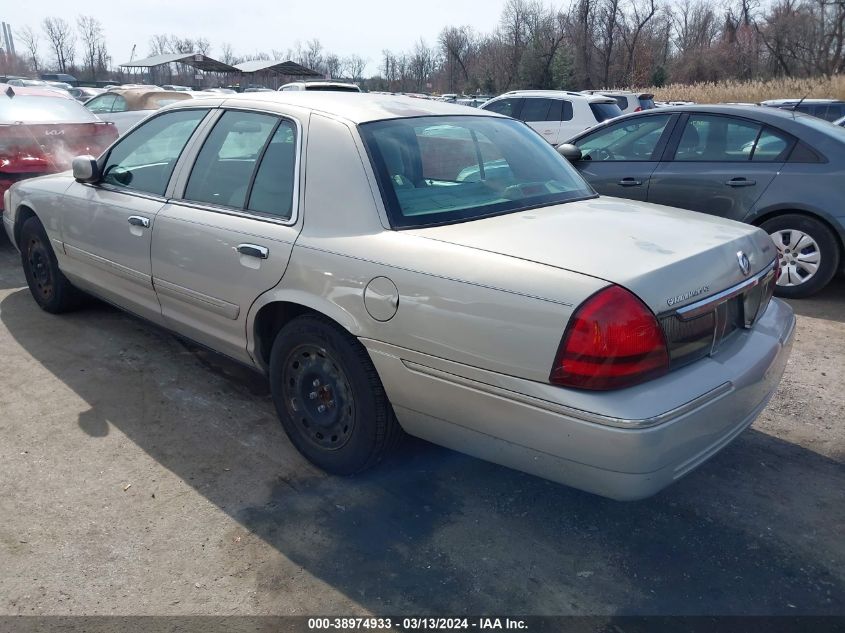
{"left": 0, "top": 232, "right": 25, "bottom": 292}
{"left": 784, "top": 276, "right": 845, "bottom": 324}
{"left": 1, "top": 287, "right": 843, "bottom": 616}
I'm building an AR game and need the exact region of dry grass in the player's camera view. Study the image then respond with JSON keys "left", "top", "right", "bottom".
{"left": 641, "top": 75, "right": 845, "bottom": 104}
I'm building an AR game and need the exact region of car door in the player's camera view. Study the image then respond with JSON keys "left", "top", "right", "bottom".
{"left": 60, "top": 108, "right": 210, "bottom": 323}
{"left": 569, "top": 113, "right": 676, "bottom": 202}
{"left": 150, "top": 109, "right": 302, "bottom": 363}
{"left": 518, "top": 97, "right": 561, "bottom": 144}
{"left": 648, "top": 113, "right": 790, "bottom": 221}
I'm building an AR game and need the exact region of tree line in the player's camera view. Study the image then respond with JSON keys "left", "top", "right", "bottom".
{"left": 1, "top": 0, "right": 843, "bottom": 93}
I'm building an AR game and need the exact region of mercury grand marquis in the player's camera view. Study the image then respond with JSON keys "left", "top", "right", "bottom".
{"left": 2, "top": 93, "right": 795, "bottom": 500}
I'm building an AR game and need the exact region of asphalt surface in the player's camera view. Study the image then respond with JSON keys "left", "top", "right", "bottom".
{"left": 0, "top": 229, "right": 843, "bottom": 616}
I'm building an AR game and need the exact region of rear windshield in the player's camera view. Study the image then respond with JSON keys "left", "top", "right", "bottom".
{"left": 359, "top": 115, "right": 595, "bottom": 229}
{"left": 589, "top": 102, "right": 623, "bottom": 122}
{"left": 305, "top": 85, "right": 359, "bottom": 92}
{"left": 0, "top": 95, "right": 98, "bottom": 123}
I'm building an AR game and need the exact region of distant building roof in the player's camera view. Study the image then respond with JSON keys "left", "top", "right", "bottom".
{"left": 120, "top": 53, "right": 238, "bottom": 73}
{"left": 234, "top": 60, "right": 321, "bottom": 77}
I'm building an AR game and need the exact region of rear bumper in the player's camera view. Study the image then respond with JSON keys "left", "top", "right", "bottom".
{"left": 364, "top": 298, "right": 795, "bottom": 500}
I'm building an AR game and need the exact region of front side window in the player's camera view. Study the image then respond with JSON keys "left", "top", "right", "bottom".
{"left": 576, "top": 114, "right": 672, "bottom": 161}
{"left": 184, "top": 110, "right": 278, "bottom": 209}
{"left": 101, "top": 109, "right": 207, "bottom": 195}
{"left": 483, "top": 98, "right": 523, "bottom": 118}
{"left": 360, "top": 115, "right": 594, "bottom": 229}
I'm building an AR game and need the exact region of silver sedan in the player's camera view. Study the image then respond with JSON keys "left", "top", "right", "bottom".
{"left": 2, "top": 93, "right": 794, "bottom": 500}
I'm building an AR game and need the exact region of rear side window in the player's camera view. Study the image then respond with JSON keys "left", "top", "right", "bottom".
{"left": 609, "top": 96, "right": 628, "bottom": 110}
{"left": 589, "top": 102, "right": 622, "bottom": 122}
{"left": 184, "top": 110, "right": 277, "bottom": 208}
{"left": 85, "top": 94, "right": 116, "bottom": 114}
{"left": 674, "top": 114, "right": 762, "bottom": 161}
{"left": 0, "top": 95, "right": 98, "bottom": 123}
{"left": 247, "top": 122, "right": 298, "bottom": 219}
{"left": 520, "top": 98, "right": 553, "bottom": 122}
{"left": 483, "top": 98, "right": 523, "bottom": 118}
{"left": 751, "top": 127, "right": 792, "bottom": 162}
{"left": 111, "top": 95, "right": 128, "bottom": 113}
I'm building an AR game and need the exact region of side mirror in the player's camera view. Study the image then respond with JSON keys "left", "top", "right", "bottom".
{"left": 556, "top": 143, "right": 582, "bottom": 162}
{"left": 72, "top": 155, "right": 99, "bottom": 183}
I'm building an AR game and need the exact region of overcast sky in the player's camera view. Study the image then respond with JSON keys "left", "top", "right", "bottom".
{"left": 1, "top": 0, "right": 508, "bottom": 75}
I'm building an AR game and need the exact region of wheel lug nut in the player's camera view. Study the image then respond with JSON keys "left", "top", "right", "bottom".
{"left": 308, "top": 392, "right": 317, "bottom": 400}
{"left": 317, "top": 404, "right": 326, "bottom": 413}
{"left": 312, "top": 379, "right": 320, "bottom": 387}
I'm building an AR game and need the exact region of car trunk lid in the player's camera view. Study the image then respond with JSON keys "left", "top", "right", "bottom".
{"left": 405, "top": 196, "right": 777, "bottom": 315}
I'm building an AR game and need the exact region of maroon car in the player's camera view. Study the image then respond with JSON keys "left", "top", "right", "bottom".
{"left": 1, "top": 84, "right": 118, "bottom": 212}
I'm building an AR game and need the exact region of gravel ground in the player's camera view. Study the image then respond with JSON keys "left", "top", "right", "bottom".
{"left": 0, "top": 230, "right": 842, "bottom": 616}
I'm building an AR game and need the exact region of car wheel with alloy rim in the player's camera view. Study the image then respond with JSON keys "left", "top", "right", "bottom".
{"left": 761, "top": 214, "right": 840, "bottom": 299}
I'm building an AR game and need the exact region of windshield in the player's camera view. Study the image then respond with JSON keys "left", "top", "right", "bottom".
{"left": 359, "top": 115, "right": 595, "bottom": 229}
{"left": 590, "top": 102, "right": 623, "bottom": 122}
{"left": 0, "top": 95, "right": 98, "bottom": 123}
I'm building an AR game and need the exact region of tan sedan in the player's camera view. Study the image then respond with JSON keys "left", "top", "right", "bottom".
{"left": 2, "top": 93, "right": 794, "bottom": 500}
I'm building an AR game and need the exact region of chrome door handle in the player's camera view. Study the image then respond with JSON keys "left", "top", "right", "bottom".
{"left": 127, "top": 216, "right": 150, "bottom": 228}
{"left": 618, "top": 178, "right": 643, "bottom": 186}
{"left": 236, "top": 244, "right": 269, "bottom": 259}
{"left": 725, "top": 177, "right": 756, "bottom": 187}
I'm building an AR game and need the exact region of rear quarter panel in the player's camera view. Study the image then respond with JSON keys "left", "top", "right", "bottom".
{"left": 248, "top": 112, "right": 608, "bottom": 383}
{"left": 749, "top": 161, "right": 845, "bottom": 253}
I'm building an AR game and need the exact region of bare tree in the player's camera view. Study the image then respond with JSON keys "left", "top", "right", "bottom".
{"left": 343, "top": 54, "right": 367, "bottom": 82}
{"left": 42, "top": 17, "right": 75, "bottom": 73}
{"left": 77, "top": 15, "right": 105, "bottom": 80}
{"left": 15, "top": 25, "right": 41, "bottom": 73}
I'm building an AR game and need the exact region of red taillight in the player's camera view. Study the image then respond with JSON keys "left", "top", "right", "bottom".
{"left": 550, "top": 285, "right": 669, "bottom": 390}
{"left": 0, "top": 127, "right": 49, "bottom": 174}
{"left": 634, "top": 106, "right": 643, "bottom": 112}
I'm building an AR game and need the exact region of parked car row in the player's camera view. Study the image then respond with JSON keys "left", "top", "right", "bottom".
{"left": 0, "top": 84, "right": 118, "bottom": 213}
{"left": 557, "top": 104, "right": 845, "bottom": 298}
{"left": 2, "top": 92, "right": 795, "bottom": 501}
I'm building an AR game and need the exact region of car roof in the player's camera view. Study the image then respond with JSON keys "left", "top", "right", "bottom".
{"left": 493, "top": 90, "right": 616, "bottom": 103}
{"left": 760, "top": 98, "right": 845, "bottom": 105}
{"left": 0, "top": 82, "right": 75, "bottom": 99}
{"left": 169, "top": 91, "right": 504, "bottom": 123}
{"left": 104, "top": 89, "right": 194, "bottom": 110}
{"left": 582, "top": 90, "right": 653, "bottom": 98}
{"left": 571, "top": 103, "right": 845, "bottom": 142}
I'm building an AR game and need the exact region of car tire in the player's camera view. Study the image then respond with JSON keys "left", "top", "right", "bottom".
{"left": 19, "top": 217, "right": 84, "bottom": 313}
{"left": 269, "top": 314, "right": 402, "bottom": 475}
{"left": 761, "top": 214, "right": 841, "bottom": 299}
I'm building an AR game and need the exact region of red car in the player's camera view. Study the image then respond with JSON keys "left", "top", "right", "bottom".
{"left": 1, "top": 84, "right": 118, "bottom": 212}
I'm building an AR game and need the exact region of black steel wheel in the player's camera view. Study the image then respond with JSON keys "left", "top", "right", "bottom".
{"left": 20, "top": 217, "right": 83, "bottom": 313}
{"left": 269, "top": 314, "right": 402, "bottom": 475}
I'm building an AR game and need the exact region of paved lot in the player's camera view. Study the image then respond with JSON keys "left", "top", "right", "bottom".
{"left": 0, "top": 230, "right": 843, "bottom": 616}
